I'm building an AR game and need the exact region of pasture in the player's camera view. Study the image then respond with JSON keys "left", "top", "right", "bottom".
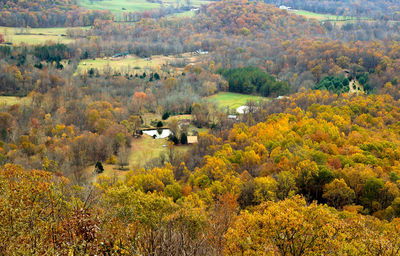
{"left": 0, "top": 96, "right": 26, "bottom": 106}
{"left": 288, "top": 10, "right": 369, "bottom": 23}
{"left": 76, "top": 53, "right": 200, "bottom": 75}
{"left": 0, "top": 26, "right": 87, "bottom": 45}
{"left": 78, "top": 0, "right": 160, "bottom": 13}
{"left": 85, "top": 135, "right": 191, "bottom": 182}
{"left": 169, "top": 9, "right": 197, "bottom": 18}
{"left": 206, "top": 92, "right": 267, "bottom": 110}
{"left": 79, "top": 0, "right": 210, "bottom": 14}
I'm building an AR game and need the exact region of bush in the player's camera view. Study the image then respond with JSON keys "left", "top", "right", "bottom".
{"left": 162, "top": 112, "right": 170, "bottom": 120}
{"left": 180, "top": 133, "right": 188, "bottom": 145}
{"left": 95, "top": 161, "right": 104, "bottom": 174}
{"left": 169, "top": 135, "right": 179, "bottom": 145}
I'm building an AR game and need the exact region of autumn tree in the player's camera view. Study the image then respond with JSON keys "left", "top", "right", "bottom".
{"left": 225, "top": 196, "right": 343, "bottom": 256}
{"left": 323, "top": 178, "right": 355, "bottom": 209}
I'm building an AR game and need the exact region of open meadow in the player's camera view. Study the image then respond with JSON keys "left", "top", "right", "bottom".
{"left": 85, "top": 134, "right": 192, "bottom": 182}
{"left": 76, "top": 52, "right": 201, "bottom": 75}
{"left": 0, "top": 26, "right": 88, "bottom": 45}
{"left": 0, "top": 96, "right": 27, "bottom": 106}
{"left": 78, "top": 0, "right": 160, "bottom": 13}
{"left": 78, "top": 0, "right": 210, "bottom": 15}
{"left": 206, "top": 92, "right": 267, "bottom": 111}
{"left": 288, "top": 9, "right": 370, "bottom": 23}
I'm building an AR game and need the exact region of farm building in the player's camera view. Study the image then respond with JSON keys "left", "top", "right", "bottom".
{"left": 112, "top": 52, "right": 129, "bottom": 59}
{"left": 187, "top": 136, "right": 198, "bottom": 144}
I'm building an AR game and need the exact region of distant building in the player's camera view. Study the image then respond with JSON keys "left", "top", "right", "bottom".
{"left": 276, "top": 96, "right": 289, "bottom": 100}
{"left": 343, "top": 69, "right": 350, "bottom": 77}
{"left": 279, "top": 5, "right": 291, "bottom": 10}
{"left": 112, "top": 52, "right": 129, "bottom": 58}
{"left": 187, "top": 136, "right": 198, "bottom": 144}
{"left": 236, "top": 105, "right": 249, "bottom": 114}
{"left": 228, "top": 115, "right": 237, "bottom": 120}
{"left": 194, "top": 49, "right": 208, "bottom": 55}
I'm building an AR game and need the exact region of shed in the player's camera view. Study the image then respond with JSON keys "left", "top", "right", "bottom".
{"left": 187, "top": 136, "right": 198, "bottom": 144}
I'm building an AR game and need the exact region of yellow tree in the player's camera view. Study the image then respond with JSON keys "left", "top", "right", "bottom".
{"left": 224, "top": 196, "right": 343, "bottom": 256}
{"left": 323, "top": 178, "right": 355, "bottom": 209}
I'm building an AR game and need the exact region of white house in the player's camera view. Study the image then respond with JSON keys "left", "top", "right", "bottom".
{"left": 279, "top": 5, "right": 291, "bottom": 10}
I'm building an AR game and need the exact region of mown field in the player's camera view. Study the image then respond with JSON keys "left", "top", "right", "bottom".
{"left": 169, "top": 9, "right": 197, "bottom": 18}
{"left": 207, "top": 92, "right": 267, "bottom": 110}
{"left": 78, "top": 0, "right": 210, "bottom": 14}
{"left": 0, "top": 26, "right": 88, "bottom": 45}
{"left": 0, "top": 96, "right": 27, "bottom": 106}
{"left": 76, "top": 53, "right": 200, "bottom": 75}
{"left": 78, "top": 0, "right": 160, "bottom": 13}
{"left": 86, "top": 135, "right": 191, "bottom": 182}
{"left": 288, "top": 10, "right": 370, "bottom": 23}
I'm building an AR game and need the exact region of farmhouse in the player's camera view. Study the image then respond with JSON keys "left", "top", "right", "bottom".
{"left": 194, "top": 49, "right": 208, "bottom": 55}
{"left": 279, "top": 5, "right": 291, "bottom": 10}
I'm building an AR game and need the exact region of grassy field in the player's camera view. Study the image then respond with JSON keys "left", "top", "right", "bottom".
{"left": 169, "top": 9, "right": 196, "bottom": 18}
{"left": 78, "top": 0, "right": 160, "bottom": 13}
{"left": 0, "top": 26, "right": 88, "bottom": 45}
{"left": 129, "top": 135, "right": 170, "bottom": 168}
{"left": 76, "top": 53, "right": 199, "bottom": 75}
{"left": 207, "top": 92, "right": 267, "bottom": 110}
{"left": 79, "top": 0, "right": 210, "bottom": 14}
{"left": 0, "top": 96, "right": 26, "bottom": 106}
{"left": 288, "top": 10, "right": 369, "bottom": 23}
{"left": 85, "top": 135, "right": 192, "bottom": 182}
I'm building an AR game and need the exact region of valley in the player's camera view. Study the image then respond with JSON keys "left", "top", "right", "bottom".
{"left": 1, "top": 0, "right": 400, "bottom": 254}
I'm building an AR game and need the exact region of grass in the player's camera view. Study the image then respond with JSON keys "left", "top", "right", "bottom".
{"left": 77, "top": 55, "right": 165, "bottom": 74}
{"left": 0, "top": 96, "right": 26, "bottom": 106}
{"left": 169, "top": 10, "right": 196, "bottom": 18}
{"left": 129, "top": 135, "right": 170, "bottom": 168}
{"left": 85, "top": 135, "right": 192, "bottom": 182}
{"left": 288, "top": 10, "right": 370, "bottom": 23}
{"left": 0, "top": 26, "right": 89, "bottom": 45}
{"left": 206, "top": 92, "right": 267, "bottom": 110}
{"left": 78, "top": 0, "right": 160, "bottom": 13}
{"left": 76, "top": 53, "right": 199, "bottom": 75}
{"left": 78, "top": 0, "right": 210, "bottom": 19}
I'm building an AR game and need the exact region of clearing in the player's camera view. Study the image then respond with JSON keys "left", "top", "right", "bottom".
{"left": 76, "top": 53, "right": 201, "bottom": 75}
{"left": 0, "top": 26, "right": 88, "bottom": 45}
{"left": 288, "top": 10, "right": 370, "bottom": 23}
{"left": 206, "top": 92, "right": 267, "bottom": 111}
{"left": 78, "top": 0, "right": 210, "bottom": 16}
{"left": 0, "top": 96, "right": 26, "bottom": 106}
{"left": 78, "top": 0, "right": 160, "bottom": 13}
{"left": 349, "top": 79, "right": 364, "bottom": 94}
{"left": 85, "top": 135, "right": 192, "bottom": 182}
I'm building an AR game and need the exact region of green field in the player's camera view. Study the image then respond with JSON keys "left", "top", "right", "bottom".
{"left": 78, "top": 0, "right": 210, "bottom": 17}
{"left": 0, "top": 96, "right": 26, "bottom": 106}
{"left": 289, "top": 10, "right": 369, "bottom": 23}
{"left": 85, "top": 135, "right": 191, "bottom": 182}
{"left": 130, "top": 136, "right": 170, "bottom": 168}
{"left": 207, "top": 92, "right": 267, "bottom": 110}
{"left": 169, "top": 9, "right": 196, "bottom": 18}
{"left": 0, "top": 26, "right": 88, "bottom": 45}
{"left": 78, "top": 0, "right": 160, "bottom": 13}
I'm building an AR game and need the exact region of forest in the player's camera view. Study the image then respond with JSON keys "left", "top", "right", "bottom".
{"left": 1, "top": 0, "right": 400, "bottom": 255}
